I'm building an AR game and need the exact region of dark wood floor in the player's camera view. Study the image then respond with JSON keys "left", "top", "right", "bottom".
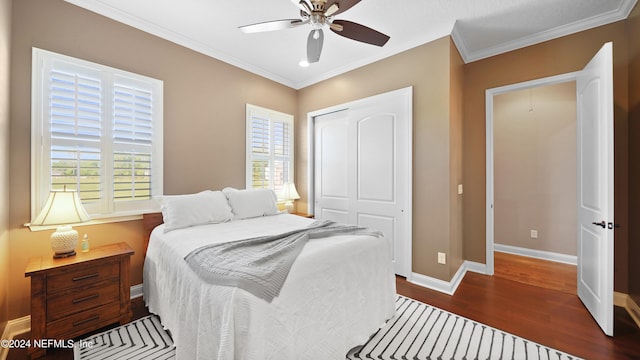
{"left": 9, "top": 253, "right": 640, "bottom": 359}
{"left": 493, "top": 251, "right": 578, "bottom": 294}
{"left": 397, "top": 253, "right": 640, "bottom": 360}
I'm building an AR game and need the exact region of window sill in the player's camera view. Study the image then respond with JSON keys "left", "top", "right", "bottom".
{"left": 25, "top": 213, "right": 144, "bottom": 232}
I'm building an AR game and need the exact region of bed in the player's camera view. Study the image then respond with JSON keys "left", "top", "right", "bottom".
{"left": 142, "top": 189, "right": 397, "bottom": 359}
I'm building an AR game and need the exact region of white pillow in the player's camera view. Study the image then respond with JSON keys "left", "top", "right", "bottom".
{"left": 161, "top": 190, "right": 233, "bottom": 232}
{"left": 226, "top": 188, "right": 279, "bottom": 220}
{"left": 221, "top": 187, "right": 238, "bottom": 199}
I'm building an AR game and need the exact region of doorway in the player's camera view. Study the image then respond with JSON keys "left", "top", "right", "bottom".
{"left": 486, "top": 72, "right": 579, "bottom": 275}
{"left": 486, "top": 41, "right": 615, "bottom": 337}
{"left": 493, "top": 82, "right": 578, "bottom": 267}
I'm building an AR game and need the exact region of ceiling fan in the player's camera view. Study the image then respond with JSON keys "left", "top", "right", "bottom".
{"left": 239, "top": 0, "right": 390, "bottom": 63}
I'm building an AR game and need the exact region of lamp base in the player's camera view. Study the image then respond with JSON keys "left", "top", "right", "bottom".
{"left": 51, "top": 225, "right": 79, "bottom": 259}
{"left": 53, "top": 250, "right": 76, "bottom": 259}
{"left": 284, "top": 201, "right": 294, "bottom": 213}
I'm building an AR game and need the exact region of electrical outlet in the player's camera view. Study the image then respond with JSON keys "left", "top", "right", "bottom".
{"left": 530, "top": 229, "right": 538, "bottom": 239}
{"left": 437, "top": 252, "right": 446, "bottom": 264}
{"left": 457, "top": 184, "right": 463, "bottom": 195}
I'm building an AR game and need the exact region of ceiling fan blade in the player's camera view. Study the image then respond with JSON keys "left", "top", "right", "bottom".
{"left": 325, "top": 0, "right": 362, "bottom": 16}
{"left": 307, "top": 29, "right": 324, "bottom": 63}
{"left": 330, "top": 20, "right": 389, "bottom": 46}
{"left": 239, "top": 19, "right": 305, "bottom": 33}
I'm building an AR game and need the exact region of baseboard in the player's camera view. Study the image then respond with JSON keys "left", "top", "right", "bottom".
{"left": 626, "top": 295, "right": 640, "bottom": 329}
{"left": 409, "top": 260, "right": 487, "bottom": 295}
{"left": 612, "top": 292, "right": 640, "bottom": 330}
{"left": 0, "top": 315, "right": 31, "bottom": 360}
{"left": 614, "top": 291, "right": 627, "bottom": 307}
{"left": 494, "top": 243, "right": 577, "bottom": 265}
{"left": 0, "top": 283, "right": 144, "bottom": 360}
{"left": 131, "top": 283, "right": 143, "bottom": 299}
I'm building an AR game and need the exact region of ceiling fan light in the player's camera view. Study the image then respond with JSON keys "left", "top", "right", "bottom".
{"left": 292, "top": 0, "right": 312, "bottom": 14}
{"left": 325, "top": 3, "right": 339, "bottom": 16}
{"left": 299, "top": 59, "right": 310, "bottom": 67}
{"left": 329, "top": 22, "right": 343, "bottom": 31}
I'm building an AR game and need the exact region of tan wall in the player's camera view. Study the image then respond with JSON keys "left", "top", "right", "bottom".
{"left": 6, "top": 0, "right": 639, "bottom": 322}
{"left": 494, "top": 82, "right": 577, "bottom": 255}
{"left": 628, "top": 3, "right": 640, "bottom": 304}
{"left": 296, "top": 36, "right": 463, "bottom": 281}
{"left": 0, "top": 0, "right": 11, "bottom": 335}
{"left": 7, "top": 0, "right": 297, "bottom": 320}
{"left": 463, "top": 21, "right": 630, "bottom": 292}
{"left": 448, "top": 42, "right": 464, "bottom": 275}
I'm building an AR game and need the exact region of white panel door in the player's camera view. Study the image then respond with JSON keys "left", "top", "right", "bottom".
{"left": 314, "top": 88, "right": 412, "bottom": 276}
{"left": 576, "top": 42, "right": 614, "bottom": 336}
{"left": 314, "top": 110, "right": 350, "bottom": 224}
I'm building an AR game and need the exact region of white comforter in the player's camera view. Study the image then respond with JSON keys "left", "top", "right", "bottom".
{"left": 143, "top": 213, "right": 396, "bottom": 360}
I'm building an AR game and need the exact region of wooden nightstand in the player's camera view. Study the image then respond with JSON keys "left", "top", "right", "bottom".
{"left": 24, "top": 242, "right": 134, "bottom": 359}
{"left": 292, "top": 212, "right": 314, "bottom": 218}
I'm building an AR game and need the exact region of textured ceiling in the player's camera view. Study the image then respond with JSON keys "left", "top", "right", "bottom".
{"left": 65, "top": 0, "right": 637, "bottom": 89}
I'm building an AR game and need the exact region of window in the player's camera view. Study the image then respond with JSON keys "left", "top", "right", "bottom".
{"left": 31, "top": 48, "right": 163, "bottom": 221}
{"left": 245, "top": 104, "right": 294, "bottom": 194}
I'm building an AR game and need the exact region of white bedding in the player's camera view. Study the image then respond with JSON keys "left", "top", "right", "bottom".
{"left": 143, "top": 213, "right": 396, "bottom": 360}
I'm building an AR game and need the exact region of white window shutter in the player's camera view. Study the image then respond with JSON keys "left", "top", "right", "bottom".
{"left": 32, "top": 48, "right": 163, "bottom": 220}
{"left": 47, "top": 61, "right": 104, "bottom": 212}
{"left": 245, "top": 104, "right": 294, "bottom": 192}
{"left": 271, "top": 120, "right": 290, "bottom": 192}
{"left": 112, "top": 78, "right": 154, "bottom": 202}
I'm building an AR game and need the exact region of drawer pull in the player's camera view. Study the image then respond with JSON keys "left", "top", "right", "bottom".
{"left": 73, "top": 315, "right": 99, "bottom": 327}
{"left": 72, "top": 273, "right": 100, "bottom": 282}
{"left": 72, "top": 294, "right": 99, "bottom": 304}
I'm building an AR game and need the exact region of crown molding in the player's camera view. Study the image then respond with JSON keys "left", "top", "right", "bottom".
{"left": 67, "top": 0, "right": 638, "bottom": 87}
{"left": 64, "top": 0, "right": 298, "bottom": 88}
{"left": 453, "top": 0, "right": 637, "bottom": 63}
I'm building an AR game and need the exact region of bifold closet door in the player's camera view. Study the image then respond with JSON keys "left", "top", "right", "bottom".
{"left": 313, "top": 89, "right": 411, "bottom": 276}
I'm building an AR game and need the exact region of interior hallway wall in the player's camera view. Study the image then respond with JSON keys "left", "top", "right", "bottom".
{"left": 494, "top": 82, "right": 577, "bottom": 256}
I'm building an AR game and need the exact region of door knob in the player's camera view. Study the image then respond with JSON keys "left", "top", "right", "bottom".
{"left": 592, "top": 221, "right": 606, "bottom": 228}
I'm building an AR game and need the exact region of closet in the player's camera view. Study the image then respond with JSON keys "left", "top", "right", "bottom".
{"left": 311, "top": 87, "right": 412, "bottom": 276}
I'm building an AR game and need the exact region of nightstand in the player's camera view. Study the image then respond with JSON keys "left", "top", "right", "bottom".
{"left": 292, "top": 212, "right": 314, "bottom": 218}
{"left": 24, "top": 242, "right": 134, "bottom": 359}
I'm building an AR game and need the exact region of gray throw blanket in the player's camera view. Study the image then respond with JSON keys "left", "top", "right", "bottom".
{"left": 184, "top": 220, "right": 383, "bottom": 302}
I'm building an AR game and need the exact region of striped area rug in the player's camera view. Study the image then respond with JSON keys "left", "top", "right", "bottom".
{"left": 73, "top": 315, "right": 175, "bottom": 360}
{"left": 347, "top": 295, "right": 582, "bottom": 360}
{"left": 75, "top": 296, "right": 581, "bottom": 360}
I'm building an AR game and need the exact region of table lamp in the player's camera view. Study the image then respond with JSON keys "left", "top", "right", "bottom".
{"left": 278, "top": 182, "right": 300, "bottom": 213}
{"left": 31, "top": 189, "right": 91, "bottom": 258}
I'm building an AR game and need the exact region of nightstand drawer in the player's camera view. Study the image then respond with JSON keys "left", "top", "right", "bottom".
{"left": 46, "top": 281, "right": 119, "bottom": 322}
{"left": 46, "top": 261, "right": 119, "bottom": 294}
{"left": 47, "top": 302, "right": 120, "bottom": 340}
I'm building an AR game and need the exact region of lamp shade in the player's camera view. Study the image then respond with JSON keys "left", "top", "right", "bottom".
{"left": 279, "top": 182, "right": 300, "bottom": 201}
{"left": 32, "top": 190, "right": 91, "bottom": 226}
